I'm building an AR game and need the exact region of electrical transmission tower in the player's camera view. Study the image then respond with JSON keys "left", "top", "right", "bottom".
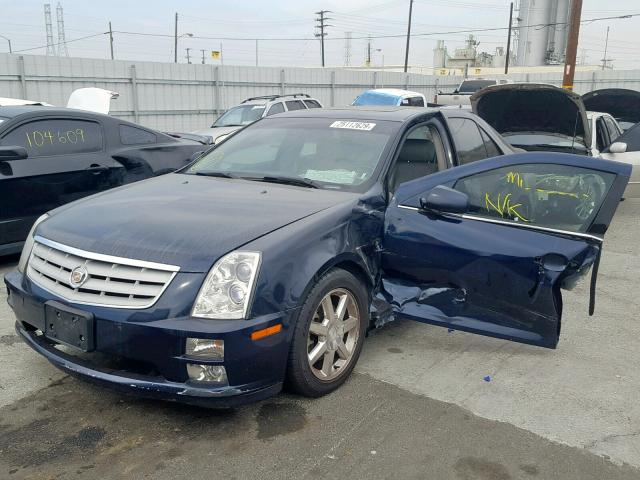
{"left": 56, "top": 2, "right": 68, "bottom": 56}
{"left": 315, "top": 10, "right": 332, "bottom": 67}
{"left": 44, "top": 4, "right": 56, "bottom": 56}
{"left": 344, "top": 31, "right": 352, "bottom": 66}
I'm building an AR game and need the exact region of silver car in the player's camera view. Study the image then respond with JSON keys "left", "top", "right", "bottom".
{"left": 192, "top": 94, "right": 323, "bottom": 144}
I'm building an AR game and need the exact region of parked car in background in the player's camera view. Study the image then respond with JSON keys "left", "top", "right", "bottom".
{"left": 0, "top": 87, "right": 118, "bottom": 114}
{"left": 587, "top": 111, "right": 623, "bottom": 155}
{"left": 192, "top": 93, "right": 323, "bottom": 144}
{"left": 0, "top": 106, "right": 207, "bottom": 255}
{"left": 471, "top": 83, "right": 594, "bottom": 155}
{"left": 352, "top": 89, "right": 426, "bottom": 107}
{"left": 434, "top": 78, "right": 513, "bottom": 106}
{"left": 583, "top": 88, "right": 640, "bottom": 132}
{"left": 599, "top": 123, "right": 640, "bottom": 198}
{"left": 6, "top": 106, "right": 629, "bottom": 407}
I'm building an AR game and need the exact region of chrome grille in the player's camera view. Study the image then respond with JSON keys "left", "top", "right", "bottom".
{"left": 27, "top": 237, "right": 179, "bottom": 308}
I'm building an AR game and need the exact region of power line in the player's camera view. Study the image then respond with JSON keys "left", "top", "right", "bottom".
{"left": 110, "top": 12, "right": 640, "bottom": 42}
{"left": 12, "top": 32, "right": 107, "bottom": 53}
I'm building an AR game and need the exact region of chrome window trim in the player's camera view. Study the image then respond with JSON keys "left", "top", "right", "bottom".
{"left": 28, "top": 236, "right": 180, "bottom": 310}
{"left": 397, "top": 205, "right": 603, "bottom": 243}
{"left": 34, "top": 236, "right": 180, "bottom": 272}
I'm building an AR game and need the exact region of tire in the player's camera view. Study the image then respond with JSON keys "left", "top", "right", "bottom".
{"left": 286, "top": 268, "right": 369, "bottom": 397}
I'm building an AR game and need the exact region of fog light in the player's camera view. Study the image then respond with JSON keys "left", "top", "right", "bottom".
{"left": 187, "top": 364, "right": 228, "bottom": 384}
{"left": 185, "top": 338, "right": 224, "bottom": 360}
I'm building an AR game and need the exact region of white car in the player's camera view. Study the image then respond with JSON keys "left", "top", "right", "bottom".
{"left": 192, "top": 93, "right": 323, "bottom": 144}
{"left": 599, "top": 127, "right": 640, "bottom": 199}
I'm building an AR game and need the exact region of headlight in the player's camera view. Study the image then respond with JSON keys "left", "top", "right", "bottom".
{"left": 192, "top": 251, "right": 261, "bottom": 319}
{"left": 17, "top": 214, "right": 49, "bottom": 273}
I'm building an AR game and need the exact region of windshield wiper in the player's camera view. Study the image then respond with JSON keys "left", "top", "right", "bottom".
{"left": 193, "top": 171, "right": 238, "bottom": 179}
{"left": 249, "top": 175, "right": 319, "bottom": 189}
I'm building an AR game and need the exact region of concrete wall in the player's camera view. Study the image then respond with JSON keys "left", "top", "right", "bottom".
{"left": 1, "top": 53, "right": 639, "bottom": 132}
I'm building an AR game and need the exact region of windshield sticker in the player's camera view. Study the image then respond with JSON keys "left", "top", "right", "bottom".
{"left": 329, "top": 121, "right": 376, "bottom": 131}
{"left": 305, "top": 169, "right": 357, "bottom": 184}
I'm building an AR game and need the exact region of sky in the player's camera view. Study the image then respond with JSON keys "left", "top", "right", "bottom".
{"left": 0, "top": 0, "right": 639, "bottom": 69}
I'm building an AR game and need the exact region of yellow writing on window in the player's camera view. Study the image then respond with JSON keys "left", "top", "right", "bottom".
{"left": 24, "top": 129, "right": 86, "bottom": 148}
{"left": 484, "top": 192, "right": 530, "bottom": 222}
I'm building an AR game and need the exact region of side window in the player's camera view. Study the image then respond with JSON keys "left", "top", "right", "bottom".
{"left": 390, "top": 125, "right": 441, "bottom": 192}
{"left": 604, "top": 116, "right": 620, "bottom": 143}
{"left": 119, "top": 124, "right": 156, "bottom": 145}
{"left": 2, "top": 118, "right": 103, "bottom": 157}
{"left": 303, "top": 100, "right": 322, "bottom": 109}
{"left": 479, "top": 127, "right": 502, "bottom": 157}
{"left": 448, "top": 117, "right": 488, "bottom": 165}
{"left": 595, "top": 118, "right": 610, "bottom": 151}
{"left": 266, "top": 103, "right": 285, "bottom": 116}
{"left": 408, "top": 96, "right": 425, "bottom": 107}
{"left": 285, "top": 100, "right": 305, "bottom": 111}
{"left": 453, "top": 163, "right": 615, "bottom": 233}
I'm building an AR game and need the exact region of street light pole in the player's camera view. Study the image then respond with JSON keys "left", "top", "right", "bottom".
{"left": 403, "top": 0, "right": 413, "bottom": 73}
{"left": 0, "top": 35, "right": 12, "bottom": 53}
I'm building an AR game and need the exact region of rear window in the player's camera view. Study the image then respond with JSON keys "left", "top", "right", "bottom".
{"left": 285, "top": 100, "right": 306, "bottom": 111}
{"left": 303, "top": 100, "right": 322, "bottom": 109}
{"left": 119, "top": 124, "right": 157, "bottom": 145}
{"left": 2, "top": 118, "right": 103, "bottom": 156}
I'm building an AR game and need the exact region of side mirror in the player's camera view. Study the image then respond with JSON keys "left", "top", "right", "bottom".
{"left": 0, "top": 146, "right": 28, "bottom": 161}
{"left": 609, "top": 142, "right": 628, "bottom": 154}
{"left": 420, "top": 185, "right": 469, "bottom": 214}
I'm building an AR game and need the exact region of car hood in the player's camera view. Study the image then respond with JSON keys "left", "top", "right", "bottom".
{"left": 471, "top": 83, "right": 591, "bottom": 148}
{"left": 39, "top": 174, "right": 357, "bottom": 272}
{"left": 191, "top": 125, "right": 241, "bottom": 140}
{"left": 583, "top": 89, "right": 640, "bottom": 126}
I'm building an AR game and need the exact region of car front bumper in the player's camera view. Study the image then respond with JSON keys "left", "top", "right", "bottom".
{"left": 5, "top": 270, "right": 297, "bottom": 407}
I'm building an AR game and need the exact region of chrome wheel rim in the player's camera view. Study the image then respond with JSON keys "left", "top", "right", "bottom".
{"left": 307, "top": 288, "right": 360, "bottom": 381}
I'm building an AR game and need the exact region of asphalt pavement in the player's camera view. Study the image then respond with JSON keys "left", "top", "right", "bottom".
{"left": 1, "top": 199, "right": 639, "bottom": 480}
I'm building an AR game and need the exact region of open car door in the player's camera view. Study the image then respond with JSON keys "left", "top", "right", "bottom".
{"left": 381, "top": 152, "right": 630, "bottom": 348}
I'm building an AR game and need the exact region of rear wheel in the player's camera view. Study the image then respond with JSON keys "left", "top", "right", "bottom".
{"left": 286, "top": 269, "right": 368, "bottom": 397}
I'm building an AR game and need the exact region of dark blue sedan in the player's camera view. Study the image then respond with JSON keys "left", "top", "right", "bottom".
{"left": 4, "top": 107, "right": 630, "bottom": 406}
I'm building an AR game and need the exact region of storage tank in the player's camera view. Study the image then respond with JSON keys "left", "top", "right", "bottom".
{"left": 516, "top": 0, "right": 570, "bottom": 66}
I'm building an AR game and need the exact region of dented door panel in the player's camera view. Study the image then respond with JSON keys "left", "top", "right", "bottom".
{"left": 381, "top": 152, "right": 630, "bottom": 349}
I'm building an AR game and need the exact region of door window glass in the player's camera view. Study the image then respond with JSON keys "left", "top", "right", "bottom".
{"left": 3, "top": 119, "right": 103, "bottom": 157}
{"left": 453, "top": 163, "right": 615, "bottom": 233}
{"left": 266, "top": 103, "right": 285, "bottom": 116}
{"left": 303, "top": 100, "right": 322, "bottom": 108}
{"left": 603, "top": 116, "right": 620, "bottom": 143}
{"left": 285, "top": 100, "right": 305, "bottom": 111}
{"left": 479, "top": 127, "right": 502, "bottom": 157}
{"left": 595, "top": 118, "right": 609, "bottom": 151}
{"left": 390, "top": 125, "right": 440, "bottom": 192}
{"left": 448, "top": 117, "right": 488, "bottom": 165}
{"left": 119, "top": 124, "right": 157, "bottom": 145}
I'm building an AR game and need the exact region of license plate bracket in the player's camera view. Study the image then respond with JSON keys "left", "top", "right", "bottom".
{"left": 44, "top": 301, "right": 95, "bottom": 352}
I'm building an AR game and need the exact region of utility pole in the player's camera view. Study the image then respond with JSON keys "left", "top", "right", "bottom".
{"left": 315, "top": 10, "right": 332, "bottom": 67}
{"left": 200, "top": 49, "right": 206, "bottom": 64}
{"left": 185, "top": 48, "right": 192, "bottom": 64}
{"left": 601, "top": 26, "right": 610, "bottom": 71}
{"left": 505, "top": 2, "right": 513, "bottom": 74}
{"left": 255, "top": 39, "right": 259, "bottom": 66}
{"left": 403, "top": 0, "right": 414, "bottom": 72}
{"left": 0, "top": 35, "right": 12, "bottom": 53}
{"left": 562, "top": 0, "right": 583, "bottom": 91}
{"left": 108, "top": 21, "right": 114, "bottom": 60}
{"left": 174, "top": 12, "right": 178, "bottom": 63}
{"left": 366, "top": 36, "right": 372, "bottom": 67}
{"left": 344, "top": 31, "right": 352, "bottom": 66}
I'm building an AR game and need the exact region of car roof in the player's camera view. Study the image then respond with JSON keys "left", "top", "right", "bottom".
{"left": 0, "top": 105, "right": 114, "bottom": 120}
{"left": 363, "top": 88, "right": 425, "bottom": 98}
{"left": 270, "top": 106, "right": 442, "bottom": 122}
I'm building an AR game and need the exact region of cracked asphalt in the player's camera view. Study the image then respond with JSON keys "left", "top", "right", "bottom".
{"left": 1, "top": 198, "right": 639, "bottom": 479}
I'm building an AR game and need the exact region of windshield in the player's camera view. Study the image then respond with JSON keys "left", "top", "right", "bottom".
{"left": 352, "top": 91, "right": 399, "bottom": 106}
{"left": 503, "top": 133, "right": 588, "bottom": 154}
{"left": 213, "top": 105, "right": 266, "bottom": 127}
{"left": 458, "top": 80, "right": 496, "bottom": 94}
{"left": 187, "top": 117, "right": 397, "bottom": 192}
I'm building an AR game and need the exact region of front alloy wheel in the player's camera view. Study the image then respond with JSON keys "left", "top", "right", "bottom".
{"left": 307, "top": 288, "right": 360, "bottom": 381}
{"left": 286, "top": 269, "right": 368, "bottom": 397}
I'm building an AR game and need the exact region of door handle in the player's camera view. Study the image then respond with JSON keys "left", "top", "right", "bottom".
{"left": 86, "top": 164, "right": 109, "bottom": 174}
